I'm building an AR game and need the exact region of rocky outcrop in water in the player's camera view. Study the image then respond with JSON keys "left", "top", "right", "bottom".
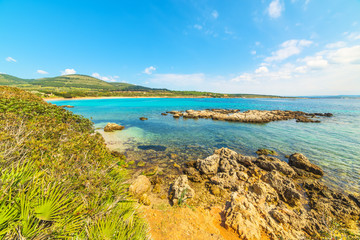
{"left": 165, "top": 109, "right": 333, "bottom": 123}
{"left": 104, "top": 123, "right": 125, "bottom": 132}
{"left": 182, "top": 148, "right": 360, "bottom": 239}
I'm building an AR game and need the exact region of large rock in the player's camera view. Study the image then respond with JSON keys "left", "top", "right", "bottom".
{"left": 289, "top": 153, "right": 324, "bottom": 176}
{"left": 261, "top": 171, "right": 301, "bottom": 206}
{"left": 254, "top": 156, "right": 296, "bottom": 178}
{"left": 129, "top": 175, "right": 151, "bottom": 196}
{"left": 104, "top": 123, "right": 125, "bottom": 132}
{"left": 196, "top": 154, "right": 220, "bottom": 175}
{"left": 170, "top": 175, "right": 195, "bottom": 204}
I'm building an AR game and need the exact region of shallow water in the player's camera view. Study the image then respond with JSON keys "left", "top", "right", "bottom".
{"left": 49, "top": 98, "right": 360, "bottom": 193}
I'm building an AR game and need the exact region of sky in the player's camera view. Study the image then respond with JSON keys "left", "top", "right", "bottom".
{"left": 0, "top": 0, "right": 360, "bottom": 96}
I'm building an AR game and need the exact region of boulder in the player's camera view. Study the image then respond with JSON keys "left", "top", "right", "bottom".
{"left": 129, "top": 175, "right": 151, "bottom": 196}
{"left": 139, "top": 117, "right": 148, "bottom": 121}
{"left": 104, "top": 123, "right": 125, "bottom": 132}
{"left": 196, "top": 154, "right": 220, "bottom": 175}
{"left": 289, "top": 153, "right": 324, "bottom": 176}
{"left": 254, "top": 156, "right": 296, "bottom": 178}
{"left": 261, "top": 171, "right": 301, "bottom": 206}
{"left": 170, "top": 175, "right": 195, "bottom": 204}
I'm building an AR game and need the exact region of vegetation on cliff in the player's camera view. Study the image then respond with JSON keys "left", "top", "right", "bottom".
{"left": 0, "top": 74, "right": 282, "bottom": 99}
{"left": 0, "top": 86, "right": 148, "bottom": 239}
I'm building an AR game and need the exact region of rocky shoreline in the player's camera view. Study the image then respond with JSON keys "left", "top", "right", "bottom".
{"left": 128, "top": 148, "right": 360, "bottom": 240}
{"left": 165, "top": 109, "right": 333, "bottom": 123}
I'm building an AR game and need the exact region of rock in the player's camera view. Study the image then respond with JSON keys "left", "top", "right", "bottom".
{"left": 139, "top": 117, "right": 148, "bottom": 121}
{"left": 224, "top": 192, "right": 264, "bottom": 240}
{"left": 209, "top": 184, "right": 222, "bottom": 196}
{"left": 161, "top": 113, "right": 168, "bottom": 116}
{"left": 170, "top": 175, "right": 195, "bottom": 204}
{"left": 139, "top": 193, "right": 151, "bottom": 206}
{"left": 129, "top": 175, "right": 151, "bottom": 196}
{"left": 60, "top": 105, "right": 74, "bottom": 108}
{"left": 256, "top": 148, "right": 278, "bottom": 156}
{"left": 261, "top": 171, "right": 301, "bottom": 206}
{"left": 183, "top": 167, "right": 202, "bottom": 182}
{"left": 166, "top": 109, "right": 332, "bottom": 124}
{"left": 196, "top": 154, "right": 220, "bottom": 175}
{"left": 254, "top": 156, "right": 296, "bottom": 178}
{"left": 289, "top": 153, "right": 324, "bottom": 176}
{"left": 104, "top": 123, "right": 125, "bottom": 132}
{"left": 304, "top": 180, "right": 360, "bottom": 223}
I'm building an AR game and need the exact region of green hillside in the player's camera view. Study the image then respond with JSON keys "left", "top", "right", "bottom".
{"left": 0, "top": 86, "right": 148, "bottom": 239}
{"left": 0, "top": 73, "right": 284, "bottom": 98}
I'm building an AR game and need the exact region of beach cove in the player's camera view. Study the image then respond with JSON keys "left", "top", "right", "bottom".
{"left": 49, "top": 97, "right": 360, "bottom": 194}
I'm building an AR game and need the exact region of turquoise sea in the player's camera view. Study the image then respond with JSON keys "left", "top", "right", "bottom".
{"left": 49, "top": 98, "right": 360, "bottom": 194}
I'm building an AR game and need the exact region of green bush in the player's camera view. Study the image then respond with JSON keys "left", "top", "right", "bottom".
{"left": 0, "top": 86, "right": 149, "bottom": 239}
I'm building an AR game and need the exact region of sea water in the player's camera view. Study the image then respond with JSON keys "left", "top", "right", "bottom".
{"left": 49, "top": 98, "right": 360, "bottom": 193}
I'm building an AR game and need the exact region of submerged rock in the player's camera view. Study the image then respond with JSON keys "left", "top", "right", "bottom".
{"left": 104, "top": 123, "right": 125, "bottom": 132}
{"left": 137, "top": 145, "right": 167, "bottom": 151}
{"left": 256, "top": 148, "right": 278, "bottom": 156}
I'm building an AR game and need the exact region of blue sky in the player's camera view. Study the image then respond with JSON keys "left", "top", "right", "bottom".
{"left": 0, "top": 0, "right": 359, "bottom": 95}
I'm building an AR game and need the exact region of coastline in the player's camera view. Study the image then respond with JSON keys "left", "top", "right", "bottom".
{"left": 44, "top": 96, "right": 296, "bottom": 101}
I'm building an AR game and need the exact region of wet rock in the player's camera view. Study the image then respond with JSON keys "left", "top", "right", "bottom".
{"left": 256, "top": 148, "right": 278, "bottom": 156}
{"left": 170, "top": 175, "right": 195, "bottom": 204}
{"left": 289, "top": 153, "right": 324, "bottom": 176}
{"left": 129, "top": 175, "right": 151, "bottom": 196}
{"left": 139, "top": 117, "right": 148, "bottom": 121}
{"left": 196, "top": 154, "right": 220, "bottom": 175}
{"left": 161, "top": 113, "right": 168, "bottom": 116}
{"left": 104, "top": 123, "right": 125, "bottom": 132}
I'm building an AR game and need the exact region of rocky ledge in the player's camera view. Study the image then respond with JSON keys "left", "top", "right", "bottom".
{"left": 166, "top": 109, "right": 333, "bottom": 123}
{"left": 177, "top": 148, "right": 359, "bottom": 239}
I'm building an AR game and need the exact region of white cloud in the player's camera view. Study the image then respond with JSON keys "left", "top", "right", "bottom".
{"left": 6, "top": 57, "right": 16, "bottom": 62}
{"left": 251, "top": 50, "right": 257, "bottom": 55}
{"left": 211, "top": 10, "right": 219, "bottom": 19}
{"left": 265, "top": 39, "right": 312, "bottom": 62}
{"left": 61, "top": 68, "right": 76, "bottom": 75}
{"left": 268, "top": 0, "right": 283, "bottom": 18}
{"left": 194, "top": 24, "right": 203, "bottom": 30}
{"left": 327, "top": 45, "right": 360, "bottom": 64}
{"left": 301, "top": 56, "right": 328, "bottom": 69}
{"left": 325, "top": 41, "right": 346, "bottom": 49}
{"left": 347, "top": 32, "right": 360, "bottom": 41}
{"left": 255, "top": 66, "right": 269, "bottom": 73}
{"left": 144, "top": 66, "right": 156, "bottom": 75}
{"left": 37, "top": 70, "right": 48, "bottom": 75}
{"left": 92, "top": 72, "right": 119, "bottom": 82}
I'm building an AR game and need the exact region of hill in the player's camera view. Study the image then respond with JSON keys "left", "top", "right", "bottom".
{"left": 0, "top": 73, "right": 283, "bottom": 98}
